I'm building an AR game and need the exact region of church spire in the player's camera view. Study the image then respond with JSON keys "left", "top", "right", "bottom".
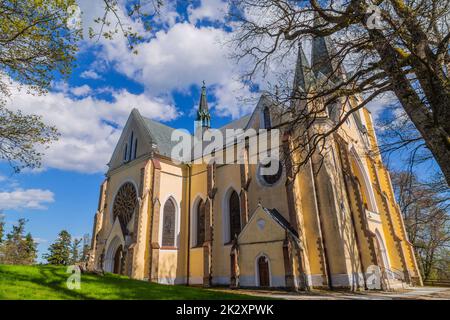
{"left": 293, "top": 41, "right": 314, "bottom": 93}
{"left": 196, "top": 81, "right": 211, "bottom": 130}
{"left": 311, "top": 16, "right": 346, "bottom": 83}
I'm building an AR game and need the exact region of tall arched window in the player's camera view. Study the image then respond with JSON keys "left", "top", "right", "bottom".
{"left": 162, "top": 199, "right": 176, "bottom": 247}
{"left": 263, "top": 107, "right": 271, "bottom": 129}
{"left": 123, "top": 144, "right": 128, "bottom": 162}
{"left": 229, "top": 191, "right": 241, "bottom": 241}
{"left": 133, "top": 138, "right": 138, "bottom": 160}
{"left": 196, "top": 200, "right": 205, "bottom": 247}
{"left": 128, "top": 131, "right": 134, "bottom": 160}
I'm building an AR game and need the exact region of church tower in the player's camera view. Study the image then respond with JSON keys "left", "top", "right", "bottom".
{"left": 195, "top": 81, "right": 211, "bottom": 135}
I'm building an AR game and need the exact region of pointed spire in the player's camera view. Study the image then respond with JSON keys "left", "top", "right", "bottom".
{"left": 198, "top": 80, "right": 209, "bottom": 113}
{"left": 196, "top": 81, "right": 211, "bottom": 129}
{"left": 293, "top": 41, "right": 314, "bottom": 92}
{"left": 311, "top": 36, "right": 334, "bottom": 79}
{"left": 311, "top": 15, "right": 346, "bottom": 83}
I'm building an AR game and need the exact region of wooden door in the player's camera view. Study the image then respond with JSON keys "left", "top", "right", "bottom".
{"left": 258, "top": 256, "right": 270, "bottom": 287}
{"left": 113, "top": 245, "right": 123, "bottom": 274}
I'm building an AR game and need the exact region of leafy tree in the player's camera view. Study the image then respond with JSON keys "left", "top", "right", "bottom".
{"left": 230, "top": 0, "right": 450, "bottom": 185}
{"left": 0, "top": 0, "right": 80, "bottom": 172}
{"left": 0, "top": 105, "right": 59, "bottom": 172}
{"left": 0, "top": 0, "right": 80, "bottom": 97}
{"left": 90, "top": 0, "right": 162, "bottom": 53}
{"left": 44, "top": 230, "right": 72, "bottom": 265}
{"left": 0, "top": 218, "right": 36, "bottom": 265}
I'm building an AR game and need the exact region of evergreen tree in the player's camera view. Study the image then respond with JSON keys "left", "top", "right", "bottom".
{"left": 0, "top": 218, "right": 36, "bottom": 265}
{"left": 70, "top": 238, "right": 82, "bottom": 264}
{"left": 0, "top": 214, "right": 5, "bottom": 243}
{"left": 23, "top": 233, "right": 37, "bottom": 265}
{"left": 44, "top": 230, "right": 72, "bottom": 265}
{"left": 81, "top": 234, "right": 91, "bottom": 262}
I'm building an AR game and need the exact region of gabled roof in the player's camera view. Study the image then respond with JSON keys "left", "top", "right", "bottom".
{"left": 218, "top": 114, "right": 252, "bottom": 134}
{"left": 262, "top": 207, "right": 299, "bottom": 239}
{"left": 141, "top": 116, "right": 192, "bottom": 158}
{"left": 238, "top": 204, "right": 300, "bottom": 245}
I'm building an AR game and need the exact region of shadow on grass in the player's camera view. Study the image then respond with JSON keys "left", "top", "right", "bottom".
{"left": 0, "top": 265, "right": 258, "bottom": 300}
{"left": 0, "top": 266, "right": 89, "bottom": 299}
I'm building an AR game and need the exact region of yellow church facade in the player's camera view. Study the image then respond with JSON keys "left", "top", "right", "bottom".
{"left": 88, "top": 39, "right": 422, "bottom": 291}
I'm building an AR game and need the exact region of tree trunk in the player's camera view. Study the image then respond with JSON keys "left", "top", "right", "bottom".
{"left": 367, "top": 28, "right": 450, "bottom": 185}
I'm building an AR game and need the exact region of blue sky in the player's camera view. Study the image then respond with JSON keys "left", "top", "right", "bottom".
{"left": 0, "top": 0, "right": 438, "bottom": 261}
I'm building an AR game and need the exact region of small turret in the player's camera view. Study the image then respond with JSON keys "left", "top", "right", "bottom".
{"left": 195, "top": 81, "right": 211, "bottom": 134}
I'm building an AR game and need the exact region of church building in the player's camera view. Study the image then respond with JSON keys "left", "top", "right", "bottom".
{"left": 88, "top": 36, "right": 422, "bottom": 290}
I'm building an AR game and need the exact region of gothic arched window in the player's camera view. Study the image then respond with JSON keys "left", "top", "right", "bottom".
{"left": 128, "top": 131, "right": 134, "bottom": 160}
{"left": 196, "top": 200, "right": 205, "bottom": 247}
{"left": 162, "top": 198, "right": 176, "bottom": 247}
{"left": 133, "top": 138, "right": 138, "bottom": 160}
{"left": 123, "top": 144, "right": 128, "bottom": 162}
{"left": 263, "top": 107, "right": 271, "bottom": 129}
{"left": 229, "top": 191, "right": 241, "bottom": 241}
{"left": 112, "top": 182, "right": 137, "bottom": 226}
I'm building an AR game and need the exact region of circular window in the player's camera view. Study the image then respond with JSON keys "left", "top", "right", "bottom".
{"left": 112, "top": 182, "right": 137, "bottom": 226}
{"left": 258, "top": 159, "right": 283, "bottom": 186}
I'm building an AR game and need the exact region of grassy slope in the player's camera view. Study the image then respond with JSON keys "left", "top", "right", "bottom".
{"left": 0, "top": 265, "right": 258, "bottom": 300}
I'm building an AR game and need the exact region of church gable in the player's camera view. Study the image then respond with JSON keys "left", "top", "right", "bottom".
{"left": 245, "top": 94, "right": 289, "bottom": 131}
{"left": 238, "top": 205, "right": 290, "bottom": 244}
{"left": 245, "top": 94, "right": 271, "bottom": 130}
{"left": 108, "top": 109, "right": 154, "bottom": 171}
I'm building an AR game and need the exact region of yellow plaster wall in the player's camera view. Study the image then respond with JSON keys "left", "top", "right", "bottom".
{"left": 238, "top": 207, "right": 287, "bottom": 287}
{"left": 157, "top": 159, "right": 186, "bottom": 282}
{"left": 187, "top": 163, "right": 207, "bottom": 282}
{"left": 102, "top": 159, "right": 149, "bottom": 234}
{"left": 211, "top": 160, "right": 241, "bottom": 282}
{"left": 92, "top": 104, "right": 420, "bottom": 287}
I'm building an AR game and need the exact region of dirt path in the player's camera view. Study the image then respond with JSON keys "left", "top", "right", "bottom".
{"left": 214, "top": 287, "right": 450, "bottom": 300}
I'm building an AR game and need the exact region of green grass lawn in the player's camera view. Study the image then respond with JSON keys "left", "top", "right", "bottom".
{"left": 0, "top": 264, "right": 259, "bottom": 300}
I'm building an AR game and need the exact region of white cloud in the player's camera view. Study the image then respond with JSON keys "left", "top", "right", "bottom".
{"left": 71, "top": 84, "right": 92, "bottom": 97}
{"left": 80, "top": 70, "right": 102, "bottom": 80}
{"left": 2, "top": 2, "right": 278, "bottom": 177}
{"left": 76, "top": 2, "right": 258, "bottom": 119}
{"left": 99, "top": 23, "right": 231, "bottom": 93}
{"left": 96, "top": 22, "right": 258, "bottom": 119}
{"left": 188, "top": 0, "right": 229, "bottom": 24}
{"left": 366, "top": 93, "right": 397, "bottom": 119}
{"left": 213, "top": 79, "right": 257, "bottom": 118}
{"left": 5, "top": 85, "right": 179, "bottom": 173}
{"left": 34, "top": 237, "right": 48, "bottom": 244}
{"left": 0, "top": 188, "right": 55, "bottom": 210}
